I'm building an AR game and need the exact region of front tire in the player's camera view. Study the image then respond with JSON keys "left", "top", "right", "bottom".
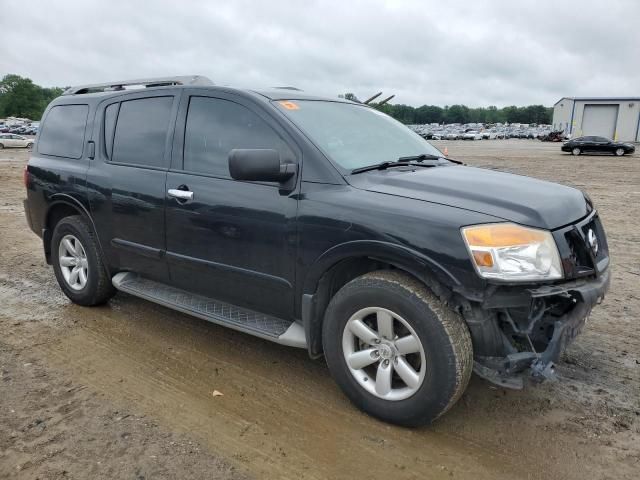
{"left": 614, "top": 148, "right": 625, "bottom": 156}
{"left": 572, "top": 147, "right": 581, "bottom": 156}
{"left": 51, "top": 216, "right": 116, "bottom": 306}
{"left": 322, "top": 271, "right": 473, "bottom": 426}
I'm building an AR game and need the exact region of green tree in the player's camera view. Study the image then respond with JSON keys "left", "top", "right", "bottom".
{"left": 0, "top": 74, "right": 63, "bottom": 120}
{"left": 443, "top": 105, "right": 469, "bottom": 124}
{"left": 373, "top": 100, "right": 552, "bottom": 125}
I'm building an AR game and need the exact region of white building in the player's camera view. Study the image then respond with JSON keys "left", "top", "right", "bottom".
{"left": 552, "top": 97, "right": 640, "bottom": 142}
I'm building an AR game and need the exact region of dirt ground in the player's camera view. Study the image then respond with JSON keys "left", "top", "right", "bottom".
{"left": 1, "top": 140, "right": 638, "bottom": 480}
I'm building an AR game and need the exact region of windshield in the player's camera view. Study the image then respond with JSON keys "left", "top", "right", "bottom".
{"left": 275, "top": 100, "right": 443, "bottom": 170}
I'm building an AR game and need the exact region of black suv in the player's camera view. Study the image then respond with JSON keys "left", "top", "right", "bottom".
{"left": 24, "top": 76, "right": 610, "bottom": 426}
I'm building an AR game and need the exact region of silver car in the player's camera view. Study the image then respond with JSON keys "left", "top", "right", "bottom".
{"left": 0, "top": 134, "right": 34, "bottom": 149}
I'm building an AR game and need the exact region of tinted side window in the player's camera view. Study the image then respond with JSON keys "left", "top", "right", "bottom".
{"left": 103, "top": 102, "right": 119, "bottom": 159}
{"left": 183, "top": 96, "right": 293, "bottom": 177}
{"left": 38, "top": 104, "right": 89, "bottom": 158}
{"left": 112, "top": 96, "right": 173, "bottom": 168}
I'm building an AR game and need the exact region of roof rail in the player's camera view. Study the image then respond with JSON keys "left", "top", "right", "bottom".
{"left": 62, "top": 75, "right": 213, "bottom": 95}
{"left": 272, "top": 86, "right": 303, "bottom": 91}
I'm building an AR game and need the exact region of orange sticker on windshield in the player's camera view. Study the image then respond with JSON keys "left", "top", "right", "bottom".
{"left": 279, "top": 101, "right": 300, "bottom": 110}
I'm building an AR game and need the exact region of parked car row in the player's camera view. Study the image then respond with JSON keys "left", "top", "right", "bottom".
{"left": 0, "top": 125, "right": 38, "bottom": 135}
{"left": 408, "top": 123, "right": 559, "bottom": 141}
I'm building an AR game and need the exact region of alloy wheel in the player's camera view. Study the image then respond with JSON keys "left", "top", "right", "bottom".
{"left": 342, "top": 307, "right": 426, "bottom": 401}
{"left": 58, "top": 234, "right": 89, "bottom": 291}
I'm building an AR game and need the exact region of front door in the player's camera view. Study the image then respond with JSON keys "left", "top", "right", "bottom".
{"left": 165, "top": 92, "right": 299, "bottom": 319}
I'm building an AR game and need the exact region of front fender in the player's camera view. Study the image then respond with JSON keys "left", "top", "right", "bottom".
{"left": 302, "top": 240, "right": 462, "bottom": 295}
{"left": 301, "top": 240, "right": 464, "bottom": 358}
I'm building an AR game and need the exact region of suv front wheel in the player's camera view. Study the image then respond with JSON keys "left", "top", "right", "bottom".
{"left": 51, "top": 215, "right": 116, "bottom": 306}
{"left": 322, "top": 271, "right": 473, "bottom": 426}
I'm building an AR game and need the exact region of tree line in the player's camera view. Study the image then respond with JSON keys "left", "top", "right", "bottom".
{"left": 374, "top": 102, "right": 553, "bottom": 125}
{"left": 0, "top": 73, "right": 554, "bottom": 125}
{"left": 0, "top": 74, "right": 64, "bottom": 120}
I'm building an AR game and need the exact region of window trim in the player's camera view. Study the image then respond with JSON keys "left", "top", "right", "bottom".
{"left": 104, "top": 94, "right": 178, "bottom": 171}
{"left": 171, "top": 91, "right": 301, "bottom": 185}
{"left": 103, "top": 102, "right": 121, "bottom": 160}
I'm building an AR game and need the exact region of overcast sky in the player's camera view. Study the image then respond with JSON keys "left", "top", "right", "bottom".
{"left": 1, "top": 0, "right": 638, "bottom": 107}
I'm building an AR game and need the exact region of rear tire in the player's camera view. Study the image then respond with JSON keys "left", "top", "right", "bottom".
{"left": 322, "top": 270, "right": 473, "bottom": 426}
{"left": 51, "top": 215, "right": 116, "bottom": 306}
{"left": 0, "top": 143, "right": 4, "bottom": 149}
{"left": 26, "top": 142, "right": 34, "bottom": 149}
{"left": 572, "top": 147, "right": 581, "bottom": 156}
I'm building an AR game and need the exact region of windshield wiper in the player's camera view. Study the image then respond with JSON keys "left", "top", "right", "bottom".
{"left": 397, "top": 153, "right": 443, "bottom": 162}
{"left": 350, "top": 153, "right": 462, "bottom": 175}
{"left": 398, "top": 153, "right": 463, "bottom": 165}
{"left": 350, "top": 159, "right": 441, "bottom": 175}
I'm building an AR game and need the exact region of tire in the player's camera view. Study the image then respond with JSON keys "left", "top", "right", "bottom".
{"left": 322, "top": 270, "right": 473, "bottom": 426}
{"left": 26, "top": 142, "right": 34, "bottom": 149}
{"left": 614, "top": 148, "right": 625, "bottom": 156}
{"left": 572, "top": 147, "right": 581, "bottom": 156}
{"left": 0, "top": 143, "right": 4, "bottom": 149}
{"left": 51, "top": 215, "right": 116, "bottom": 306}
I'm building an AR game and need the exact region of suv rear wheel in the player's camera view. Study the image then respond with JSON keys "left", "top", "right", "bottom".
{"left": 51, "top": 215, "right": 116, "bottom": 306}
{"left": 322, "top": 270, "right": 473, "bottom": 426}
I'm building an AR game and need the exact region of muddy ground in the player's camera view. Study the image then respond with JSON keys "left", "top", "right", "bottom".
{"left": 1, "top": 140, "right": 638, "bottom": 479}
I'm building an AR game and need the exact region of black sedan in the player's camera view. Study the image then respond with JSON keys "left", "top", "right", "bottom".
{"left": 561, "top": 136, "right": 635, "bottom": 156}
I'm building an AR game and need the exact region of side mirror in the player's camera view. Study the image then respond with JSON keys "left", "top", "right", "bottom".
{"left": 228, "top": 149, "right": 296, "bottom": 183}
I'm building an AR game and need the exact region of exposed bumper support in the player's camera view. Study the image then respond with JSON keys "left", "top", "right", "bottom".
{"left": 470, "top": 269, "right": 610, "bottom": 389}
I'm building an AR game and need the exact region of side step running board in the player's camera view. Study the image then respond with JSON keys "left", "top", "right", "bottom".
{"left": 112, "top": 272, "right": 307, "bottom": 348}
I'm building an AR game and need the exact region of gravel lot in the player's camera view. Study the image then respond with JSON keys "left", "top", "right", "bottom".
{"left": 1, "top": 140, "right": 638, "bottom": 479}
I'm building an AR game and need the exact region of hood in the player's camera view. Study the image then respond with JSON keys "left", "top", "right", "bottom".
{"left": 347, "top": 165, "right": 589, "bottom": 230}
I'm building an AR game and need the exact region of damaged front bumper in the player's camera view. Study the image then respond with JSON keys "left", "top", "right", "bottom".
{"left": 467, "top": 268, "right": 610, "bottom": 389}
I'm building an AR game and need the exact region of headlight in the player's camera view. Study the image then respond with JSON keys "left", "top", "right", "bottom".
{"left": 461, "top": 223, "right": 563, "bottom": 281}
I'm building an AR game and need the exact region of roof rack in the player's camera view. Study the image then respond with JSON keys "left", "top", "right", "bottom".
{"left": 62, "top": 75, "right": 213, "bottom": 95}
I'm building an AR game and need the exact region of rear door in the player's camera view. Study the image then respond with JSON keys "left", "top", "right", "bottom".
{"left": 592, "top": 136, "right": 612, "bottom": 153}
{"left": 88, "top": 90, "right": 180, "bottom": 282}
{"left": 165, "top": 91, "right": 300, "bottom": 319}
{"left": 7, "top": 135, "right": 20, "bottom": 147}
{"left": 580, "top": 136, "right": 597, "bottom": 152}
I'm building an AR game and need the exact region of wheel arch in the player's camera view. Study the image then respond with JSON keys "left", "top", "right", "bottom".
{"left": 301, "top": 240, "right": 462, "bottom": 358}
{"left": 43, "top": 195, "right": 107, "bottom": 270}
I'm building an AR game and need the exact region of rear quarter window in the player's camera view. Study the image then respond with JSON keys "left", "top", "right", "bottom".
{"left": 37, "top": 104, "right": 89, "bottom": 158}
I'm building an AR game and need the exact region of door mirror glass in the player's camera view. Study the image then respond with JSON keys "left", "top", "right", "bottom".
{"left": 228, "top": 149, "right": 296, "bottom": 183}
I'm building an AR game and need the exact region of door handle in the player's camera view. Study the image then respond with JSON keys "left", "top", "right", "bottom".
{"left": 168, "top": 188, "right": 194, "bottom": 200}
